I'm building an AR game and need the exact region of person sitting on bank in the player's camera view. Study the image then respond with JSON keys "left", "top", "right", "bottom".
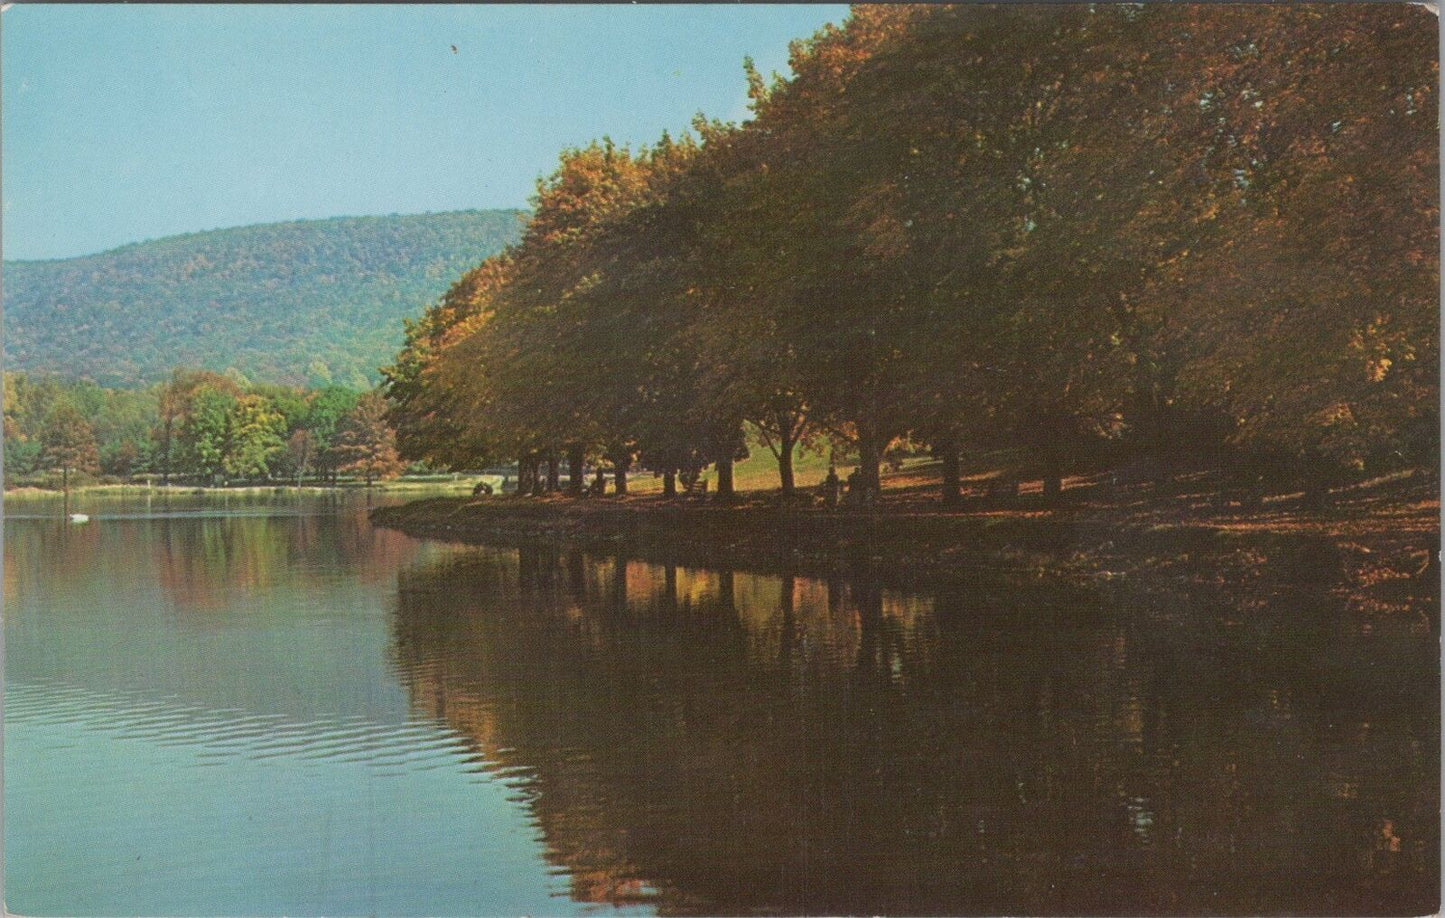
{"left": 822, "top": 465, "right": 841, "bottom": 508}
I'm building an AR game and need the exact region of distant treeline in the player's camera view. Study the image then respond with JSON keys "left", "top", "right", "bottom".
{"left": 3, "top": 370, "right": 404, "bottom": 489}
{"left": 384, "top": 4, "right": 1438, "bottom": 503}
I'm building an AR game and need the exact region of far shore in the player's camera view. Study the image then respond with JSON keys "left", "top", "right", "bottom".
{"left": 2, "top": 477, "right": 487, "bottom": 499}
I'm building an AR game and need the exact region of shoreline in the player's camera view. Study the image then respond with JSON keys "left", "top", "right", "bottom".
{"left": 370, "top": 484, "right": 1440, "bottom": 614}
{"left": 2, "top": 479, "right": 481, "bottom": 499}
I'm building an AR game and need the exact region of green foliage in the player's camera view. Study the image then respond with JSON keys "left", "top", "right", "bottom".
{"left": 6, "top": 371, "right": 154, "bottom": 483}
{"left": 5, "top": 210, "right": 525, "bottom": 388}
{"left": 223, "top": 395, "right": 286, "bottom": 479}
{"left": 4, "top": 369, "right": 382, "bottom": 487}
{"left": 182, "top": 386, "right": 237, "bottom": 479}
{"left": 250, "top": 383, "right": 309, "bottom": 433}
{"left": 4, "top": 435, "right": 42, "bottom": 479}
{"left": 305, "top": 386, "right": 361, "bottom": 442}
{"left": 304, "top": 386, "right": 362, "bottom": 476}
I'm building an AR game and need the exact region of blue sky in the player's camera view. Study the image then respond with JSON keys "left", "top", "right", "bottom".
{"left": 1, "top": 4, "right": 848, "bottom": 261}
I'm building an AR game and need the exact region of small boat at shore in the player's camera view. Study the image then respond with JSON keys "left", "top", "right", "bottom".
{"left": 67, "top": 513, "right": 90, "bottom": 524}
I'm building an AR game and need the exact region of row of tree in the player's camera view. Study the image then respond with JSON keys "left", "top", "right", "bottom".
{"left": 4, "top": 370, "right": 405, "bottom": 489}
{"left": 384, "top": 4, "right": 1437, "bottom": 504}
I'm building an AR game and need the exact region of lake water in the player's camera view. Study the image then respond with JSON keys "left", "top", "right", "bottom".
{"left": 4, "top": 492, "right": 1438, "bottom": 915}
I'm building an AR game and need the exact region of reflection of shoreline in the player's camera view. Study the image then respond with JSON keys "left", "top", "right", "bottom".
{"left": 389, "top": 545, "right": 1439, "bottom": 916}
{"left": 5, "top": 494, "right": 422, "bottom": 610}
{"left": 392, "top": 551, "right": 945, "bottom": 914}
{"left": 371, "top": 496, "right": 1440, "bottom": 628}
{"left": 3, "top": 506, "right": 429, "bottom": 723}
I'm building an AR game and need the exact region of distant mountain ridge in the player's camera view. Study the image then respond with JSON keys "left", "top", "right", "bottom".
{"left": 3, "top": 209, "right": 526, "bottom": 388}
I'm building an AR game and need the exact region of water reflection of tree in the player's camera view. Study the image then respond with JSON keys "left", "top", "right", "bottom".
{"left": 389, "top": 547, "right": 1437, "bottom": 916}
{"left": 3, "top": 519, "right": 108, "bottom": 616}
{"left": 146, "top": 509, "right": 419, "bottom": 612}
{"left": 0, "top": 510, "right": 412, "bottom": 620}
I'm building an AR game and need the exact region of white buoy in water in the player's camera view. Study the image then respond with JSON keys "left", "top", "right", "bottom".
{"left": 67, "top": 513, "right": 90, "bottom": 524}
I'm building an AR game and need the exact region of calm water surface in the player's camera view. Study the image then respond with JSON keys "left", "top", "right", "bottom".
{"left": 4, "top": 492, "right": 1438, "bottom": 915}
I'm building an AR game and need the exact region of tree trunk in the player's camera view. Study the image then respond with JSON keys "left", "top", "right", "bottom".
{"left": 546, "top": 454, "right": 560, "bottom": 492}
{"left": 715, "top": 456, "right": 734, "bottom": 501}
{"left": 662, "top": 471, "right": 676, "bottom": 498}
{"left": 777, "top": 442, "right": 795, "bottom": 498}
{"left": 940, "top": 440, "right": 961, "bottom": 507}
{"left": 858, "top": 434, "right": 882, "bottom": 499}
{"left": 567, "top": 444, "right": 585, "bottom": 497}
{"left": 523, "top": 456, "right": 540, "bottom": 500}
{"left": 161, "top": 420, "right": 172, "bottom": 486}
{"left": 614, "top": 454, "right": 629, "bottom": 496}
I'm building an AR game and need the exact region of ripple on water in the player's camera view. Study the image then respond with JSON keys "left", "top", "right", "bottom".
{"left": 5, "top": 679, "right": 485, "bottom": 774}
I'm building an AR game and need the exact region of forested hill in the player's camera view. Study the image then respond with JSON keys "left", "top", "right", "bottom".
{"left": 3, "top": 209, "right": 525, "bottom": 388}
